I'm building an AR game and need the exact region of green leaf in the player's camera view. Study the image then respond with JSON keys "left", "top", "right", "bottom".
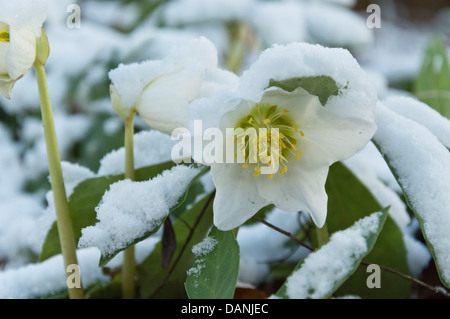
{"left": 325, "top": 162, "right": 411, "bottom": 298}
{"left": 413, "top": 35, "right": 450, "bottom": 117}
{"left": 267, "top": 75, "right": 340, "bottom": 105}
{"left": 138, "top": 192, "right": 215, "bottom": 299}
{"left": 185, "top": 226, "right": 240, "bottom": 299}
{"left": 39, "top": 161, "right": 179, "bottom": 262}
{"left": 373, "top": 136, "right": 450, "bottom": 289}
{"left": 276, "top": 210, "right": 388, "bottom": 299}
{"left": 98, "top": 165, "right": 210, "bottom": 267}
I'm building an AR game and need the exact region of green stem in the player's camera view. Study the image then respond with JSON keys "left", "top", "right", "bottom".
{"left": 312, "top": 222, "right": 329, "bottom": 250}
{"left": 33, "top": 62, "right": 84, "bottom": 299}
{"left": 122, "top": 112, "right": 136, "bottom": 299}
{"left": 226, "top": 22, "right": 250, "bottom": 74}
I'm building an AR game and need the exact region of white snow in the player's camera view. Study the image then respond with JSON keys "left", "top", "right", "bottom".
{"left": 284, "top": 212, "right": 383, "bottom": 299}
{"left": 192, "top": 235, "right": 218, "bottom": 257}
{"left": 343, "top": 148, "right": 410, "bottom": 228}
{"left": 21, "top": 113, "right": 92, "bottom": 180}
{"left": 249, "top": 1, "right": 306, "bottom": 46}
{"left": 0, "top": 247, "right": 109, "bottom": 299}
{"left": 383, "top": 96, "right": 450, "bottom": 149}
{"left": 187, "top": 234, "right": 218, "bottom": 278}
{"left": 97, "top": 130, "right": 177, "bottom": 176}
{"left": 108, "top": 36, "right": 218, "bottom": 109}
{"left": 162, "top": 0, "right": 254, "bottom": 26}
{"left": 237, "top": 208, "right": 310, "bottom": 286}
{"left": 0, "top": 194, "right": 50, "bottom": 265}
{"left": 373, "top": 102, "right": 450, "bottom": 285}
{"left": 238, "top": 42, "right": 378, "bottom": 123}
{"left": 0, "top": 0, "right": 47, "bottom": 36}
{"left": 303, "top": 2, "right": 373, "bottom": 49}
{"left": 78, "top": 165, "right": 202, "bottom": 257}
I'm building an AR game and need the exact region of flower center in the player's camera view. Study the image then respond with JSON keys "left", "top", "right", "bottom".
{"left": 235, "top": 103, "right": 303, "bottom": 179}
{"left": 0, "top": 26, "right": 9, "bottom": 43}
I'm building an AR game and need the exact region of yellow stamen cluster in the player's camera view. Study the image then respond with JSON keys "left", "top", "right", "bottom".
{"left": 235, "top": 102, "right": 304, "bottom": 179}
{"left": 0, "top": 25, "right": 10, "bottom": 43}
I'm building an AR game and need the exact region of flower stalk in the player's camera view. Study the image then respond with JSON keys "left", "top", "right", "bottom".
{"left": 122, "top": 110, "right": 136, "bottom": 299}
{"left": 33, "top": 30, "right": 84, "bottom": 299}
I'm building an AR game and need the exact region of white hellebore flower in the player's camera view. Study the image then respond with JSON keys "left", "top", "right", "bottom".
{"left": 192, "top": 43, "right": 378, "bottom": 231}
{"left": 108, "top": 36, "right": 238, "bottom": 135}
{"left": 0, "top": 0, "right": 47, "bottom": 98}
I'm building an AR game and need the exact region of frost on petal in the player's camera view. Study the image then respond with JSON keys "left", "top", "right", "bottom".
{"left": 383, "top": 96, "right": 450, "bottom": 149}
{"left": 284, "top": 212, "right": 383, "bottom": 299}
{"left": 79, "top": 165, "right": 202, "bottom": 257}
{"left": 373, "top": 103, "right": 450, "bottom": 286}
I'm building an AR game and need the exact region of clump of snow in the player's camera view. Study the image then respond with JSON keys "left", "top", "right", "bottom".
{"left": 373, "top": 102, "right": 450, "bottom": 285}
{"left": 108, "top": 36, "right": 217, "bottom": 109}
{"left": 192, "top": 235, "right": 218, "bottom": 257}
{"left": 0, "top": 248, "right": 109, "bottom": 299}
{"left": 97, "top": 130, "right": 177, "bottom": 176}
{"left": 284, "top": 212, "right": 383, "bottom": 299}
{"left": 79, "top": 165, "right": 202, "bottom": 257}
{"left": 383, "top": 96, "right": 450, "bottom": 149}
{"left": 187, "top": 234, "right": 218, "bottom": 278}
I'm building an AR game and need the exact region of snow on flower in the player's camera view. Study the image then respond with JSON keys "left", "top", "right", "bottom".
{"left": 0, "top": 0, "right": 47, "bottom": 98}
{"left": 108, "top": 36, "right": 238, "bottom": 135}
{"left": 190, "top": 43, "right": 378, "bottom": 231}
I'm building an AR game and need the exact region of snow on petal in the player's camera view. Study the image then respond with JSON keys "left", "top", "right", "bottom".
{"left": 284, "top": 212, "right": 384, "bottom": 299}
{"left": 373, "top": 102, "right": 450, "bottom": 286}
{"left": 239, "top": 42, "right": 377, "bottom": 123}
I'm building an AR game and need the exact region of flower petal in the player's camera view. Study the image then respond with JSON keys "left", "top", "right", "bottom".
{"left": 136, "top": 84, "right": 190, "bottom": 135}
{"left": 6, "top": 26, "right": 36, "bottom": 80}
{"left": 0, "top": 77, "right": 16, "bottom": 99}
{"left": 211, "top": 163, "right": 269, "bottom": 231}
{"left": 0, "top": 42, "right": 9, "bottom": 75}
{"left": 263, "top": 87, "right": 377, "bottom": 169}
{"left": 255, "top": 164, "right": 329, "bottom": 228}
